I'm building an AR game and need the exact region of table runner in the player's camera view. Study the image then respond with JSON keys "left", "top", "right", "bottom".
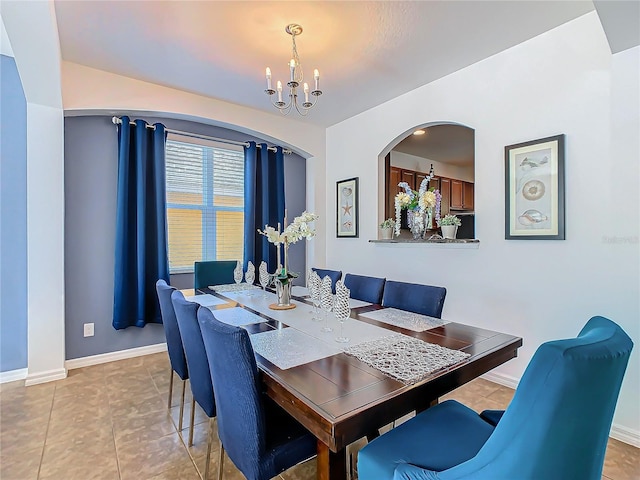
{"left": 359, "top": 307, "right": 448, "bottom": 332}
{"left": 209, "top": 307, "right": 267, "bottom": 327}
{"left": 345, "top": 334, "right": 470, "bottom": 384}
{"left": 184, "top": 294, "right": 229, "bottom": 307}
{"left": 250, "top": 328, "right": 343, "bottom": 370}
{"left": 209, "top": 283, "right": 261, "bottom": 293}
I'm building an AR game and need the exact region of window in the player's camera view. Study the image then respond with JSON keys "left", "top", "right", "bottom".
{"left": 165, "top": 134, "right": 244, "bottom": 273}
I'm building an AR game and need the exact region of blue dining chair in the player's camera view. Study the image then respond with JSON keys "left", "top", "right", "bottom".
{"left": 357, "top": 316, "right": 634, "bottom": 480}
{"left": 197, "top": 307, "right": 317, "bottom": 480}
{"left": 155, "top": 280, "right": 189, "bottom": 430}
{"left": 194, "top": 260, "right": 237, "bottom": 290}
{"left": 344, "top": 273, "right": 385, "bottom": 304}
{"left": 382, "top": 280, "right": 446, "bottom": 318}
{"left": 171, "top": 290, "right": 217, "bottom": 480}
{"left": 312, "top": 267, "right": 342, "bottom": 294}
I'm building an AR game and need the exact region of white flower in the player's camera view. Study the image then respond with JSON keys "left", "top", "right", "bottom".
{"left": 419, "top": 190, "right": 436, "bottom": 211}
{"left": 258, "top": 212, "right": 319, "bottom": 245}
{"left": 396, "top": 192, "right": 412, "bottom": 208}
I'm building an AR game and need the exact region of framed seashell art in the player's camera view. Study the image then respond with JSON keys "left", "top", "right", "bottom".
{"left": 337, "top": 177, "right": 359, "bottom": 238}
{"left": 505, "top": 134, "right": 565, "bottom": 240}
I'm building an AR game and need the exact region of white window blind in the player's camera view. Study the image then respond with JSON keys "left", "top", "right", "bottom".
{"left": 165, "top": 134, "right": 244, "bottom": 273}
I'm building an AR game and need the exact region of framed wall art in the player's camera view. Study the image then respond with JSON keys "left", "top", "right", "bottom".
{"left": 505, "top": 134, "right": 565, "bottom": 240}
{"left": 336, "top": 177, "right": 359, "bottom": 238}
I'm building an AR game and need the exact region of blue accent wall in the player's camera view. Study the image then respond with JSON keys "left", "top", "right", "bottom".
{"left": 64, "top": 115, "right": 306, "bottom": 360}
{"left": 0, "top": 54, "right": 28, "bottom": 372}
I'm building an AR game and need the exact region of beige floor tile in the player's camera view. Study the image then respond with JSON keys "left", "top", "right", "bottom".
{"left": 603, "top": 438, "right": 640, "bottom": 480}
{"left": 148, "top": 459, "right": 201, "bottom": 480}
{"left": 0, "top": 417, "right": 49, "bottom": 459}
{"left": 0, "top": 445, "right": 42, "bottom": 480}
{"left": 39, "top": 430, "right": 118, "bottom": 480}
{"left": 109, "top": 393, "right": 166, "bottom": 421}
{"left": 192, "top": 447, "right": 246, "bottom": 480}
{"left": 112, "top": 409, "right": 177, "bottom": 446}
{"left": 280, "top": 457, "right": 318, "bottom": 480}
{"left": 170, "top": 398, "right": 208, "bottom": 429}
{"left": 485, "top": 385, "right": 515, "bottom": 409}
{"left": 116, "top": 431, "right": 193, "bottom": 480}
{"left": 46, "top": 413, "right": 113, "bottom": 446}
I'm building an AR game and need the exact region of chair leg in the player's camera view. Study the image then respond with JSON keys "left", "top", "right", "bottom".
{"left": 178, "top": 379, "right": 187, "bottom": 431}
{"left": 204, "top": 417, "right": 215, "bottom": 480}
{"left": 167, "top": 368, "right": 174, "bottom": 409}
{"left": 188, "top": 396, "right": 196, "bottom": 447}
{"left": 217, "top": 441, "right": 225, "bottom": 480}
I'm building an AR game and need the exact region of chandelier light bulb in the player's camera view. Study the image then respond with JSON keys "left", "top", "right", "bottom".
{"left": 263, "top": 23, "right": 323, "bottom": 116}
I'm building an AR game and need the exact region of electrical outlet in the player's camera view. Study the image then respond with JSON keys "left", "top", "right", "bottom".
{"left": 83, "top": 323, "right": 94, "bottom": 337}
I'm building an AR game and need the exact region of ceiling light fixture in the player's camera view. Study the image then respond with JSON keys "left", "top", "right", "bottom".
{"left": 264, "top": 24, "right": 322, "bottom": 116}
{"left": 413, "top": 129, "right": 426, "bottom": 135}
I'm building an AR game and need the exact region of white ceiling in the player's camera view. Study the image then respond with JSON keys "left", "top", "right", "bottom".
{"left": 53, "top": 1, "right": 598, "bottom": 127}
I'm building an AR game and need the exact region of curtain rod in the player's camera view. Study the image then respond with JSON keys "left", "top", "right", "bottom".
{"left": 111, "top": 117, "right": 290, "bottom": 154}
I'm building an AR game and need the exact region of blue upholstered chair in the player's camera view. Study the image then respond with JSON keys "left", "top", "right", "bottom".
{"left": 155, "top": 280, "right": 189, "bottom": 430}
{"left": 312, "top": 267, "right": 342, "bottom": 294}
{"left": 197, "top": 307, "right": 317, "bottom": 480}
{"left": 194, "top": 260, "right": 237, "bottom": 290}
{"left": 344, "top": 273, "right": 385, "bottom": 304}
{"left": 171, "top": 290, "right": 217, "bottom": 480}
{"left": 382, "top": 280, "right": 446, "bottom": 318}
{"left": 357, "top": 316, "right": 634, "bottom": 480}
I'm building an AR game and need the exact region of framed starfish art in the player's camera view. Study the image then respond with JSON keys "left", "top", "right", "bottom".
{"left": 337, "top": 177, "right": 359, "bottom": 238}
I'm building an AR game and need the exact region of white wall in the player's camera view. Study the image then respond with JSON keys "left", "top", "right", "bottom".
{"left": 2, "top": 1, "right": 67, "bottom": 384}
{"left": 325, "top": 12, "right": 639, "bottom": 443}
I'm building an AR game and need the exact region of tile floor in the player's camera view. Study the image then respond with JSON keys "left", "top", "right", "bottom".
{"left": 0, "top": 352, "right": 638, "bottom": 480}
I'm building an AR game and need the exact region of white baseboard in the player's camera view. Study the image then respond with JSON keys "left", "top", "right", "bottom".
{"left": 0, "top": 368, "right": 28, "bottom": 384}
{"left": 25, "top": 368, "right": 67, "bottom": 386}
{"left": 65, "top": 343, "right": 167, "bottom": 370}
{"left": 481, "top": 370, "right": 519, "bottom": 390}
{"left": 481, "top": 371, "right": 640, "bottom": 448}
{"left": 610, "top": 423, "right": 640, "bottom": 448}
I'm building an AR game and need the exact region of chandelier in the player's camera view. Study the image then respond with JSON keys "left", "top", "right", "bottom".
{"left": 264, "top": 24, "right": 322, "bottom": 116}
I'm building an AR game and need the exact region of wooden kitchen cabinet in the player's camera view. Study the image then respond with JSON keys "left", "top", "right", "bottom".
{"left": 463, "top": 181, "right": 474, "bottom": 210}
{"left": 450, "top": 180, "right": 463, "bottom": 209}
{"left": 401, "top": 170, "right": 416, "bottom": 189}
{"left": 439, "top": 177, "right": 451, "bottom": 216}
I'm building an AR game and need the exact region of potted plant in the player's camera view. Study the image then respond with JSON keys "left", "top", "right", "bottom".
{"left": 438, "top": 214, "right": 461, "bottom": 239}
{"left": 379, "top": 218, "right": 395, "bottom": 239}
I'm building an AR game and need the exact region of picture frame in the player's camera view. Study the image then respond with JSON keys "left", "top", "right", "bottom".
{"left": 336, "top": 177, "right": 359, "bottom": 238}
{"left": 505, "top": 134, "right": 565, "bottom": 240}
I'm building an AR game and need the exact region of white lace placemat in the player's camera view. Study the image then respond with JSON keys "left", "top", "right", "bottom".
{"left": 359, "top": 308, "right": 448, "bottom": 332}
{"left": 210, "top": 307, "right": 267, "bottom": 327}
{"left": 345, "top": 334, "right": 470, "bottom": 384}
{"left": 349, "top": 298, "right": 372, "bottom": 309}
{"left": 210, "top": 283, "right": 261, "bottom": 293}
{"left": 250, "top": 328, "right": 342, "bottom": 370}
{"left": 291, "top": 286, "right": 309, "bottom": 297}
{"left": 184, "top": 294, "right": 229, "bottom": 307}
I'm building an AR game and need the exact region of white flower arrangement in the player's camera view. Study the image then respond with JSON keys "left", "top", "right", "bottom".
{"left": 258, "top": 211, "right": 319, "bottom": 245}
{"left": 258, "top": 211, "right": 319, "bottom": 283}
{"left": 394, "top": 176, "right": 440, "bottom": 236}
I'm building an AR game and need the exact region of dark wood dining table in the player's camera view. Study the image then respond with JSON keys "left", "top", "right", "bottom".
{"left": 201, "top": 287, "right": 522, "bottom": 480}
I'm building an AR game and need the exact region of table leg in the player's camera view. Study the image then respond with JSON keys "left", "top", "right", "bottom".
{"left": 316, "top": 440, "right": 347, "bottom": 480}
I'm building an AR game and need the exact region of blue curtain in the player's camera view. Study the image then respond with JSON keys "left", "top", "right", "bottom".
{"left": 113, "top": 116, "right": 169, "bottom": 329}
{"left": 243, "top": 142, "right": 285, "bottom": 272}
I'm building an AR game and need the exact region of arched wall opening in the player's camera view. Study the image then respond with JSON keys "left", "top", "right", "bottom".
{"left": 378, "top": 121, "right": 476, "bottom": 239}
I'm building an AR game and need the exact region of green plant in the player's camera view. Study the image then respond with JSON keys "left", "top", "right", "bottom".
{"left": 438, "top": 214, "right": 462, "bottom": 227}
{"left": 380, "top": 218, "right": 395, "bottom": 229}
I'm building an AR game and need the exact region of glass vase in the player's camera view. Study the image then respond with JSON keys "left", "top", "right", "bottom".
{"left": 408, "top": 210, "right": 425, "bottom": 240}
